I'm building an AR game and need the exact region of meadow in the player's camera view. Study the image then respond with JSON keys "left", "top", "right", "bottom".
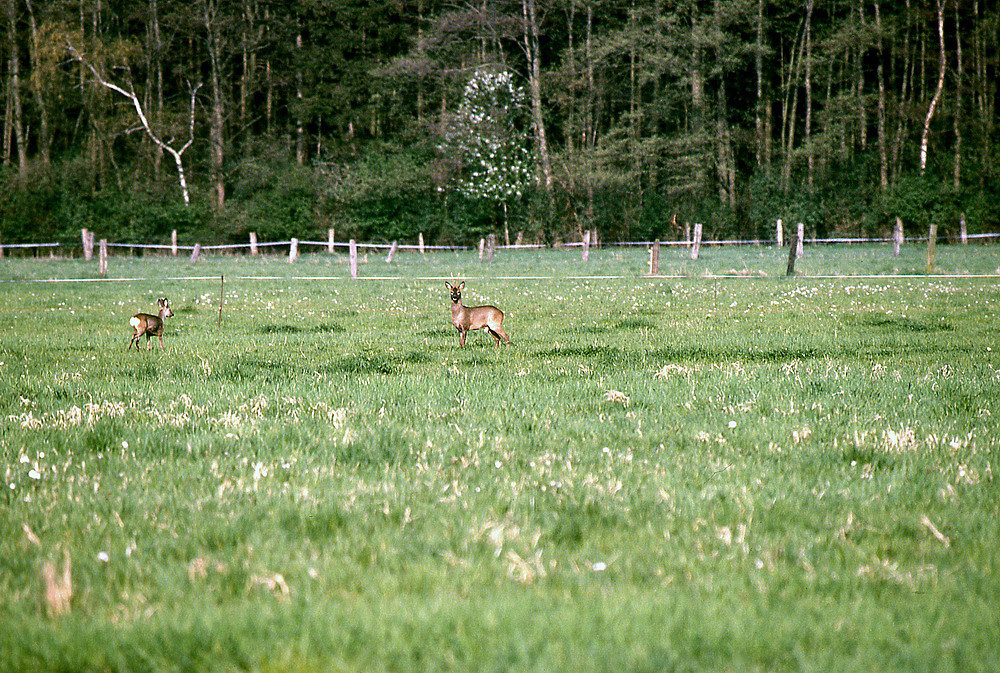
{"left": 1, "top": 244, "right": 998, "bottom": 672}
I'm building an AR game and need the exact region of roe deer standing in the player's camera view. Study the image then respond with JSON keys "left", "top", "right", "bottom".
{"left": 129, "top": 298, "right": 174, "bottom": 350}
{"left": 446, "top": 281, "right": 510, "bottom": 347}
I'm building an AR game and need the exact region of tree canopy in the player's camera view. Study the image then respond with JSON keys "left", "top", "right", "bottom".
{"left": 1, "top": 0, "right": 997, "bottom": 245}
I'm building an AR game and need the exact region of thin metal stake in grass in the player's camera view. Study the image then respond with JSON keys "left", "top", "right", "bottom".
{"left": 218, "top": 274, "right": 225, "bottom": 327}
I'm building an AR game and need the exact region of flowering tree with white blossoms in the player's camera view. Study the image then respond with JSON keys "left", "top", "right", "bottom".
{"left": 441, "top": 67, "right": 534, "bottom": 244}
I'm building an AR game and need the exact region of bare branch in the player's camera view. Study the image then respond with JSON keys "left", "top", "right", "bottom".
{"left": 66, "top": 40, "right": 200, "bottom": 206}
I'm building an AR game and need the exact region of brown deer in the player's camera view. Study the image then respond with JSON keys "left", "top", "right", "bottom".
{"left": 446, "top": 281, "right": 510, "bottom": 347}
{"left": 129, "top": 298, "right": 174, "bottom": 350}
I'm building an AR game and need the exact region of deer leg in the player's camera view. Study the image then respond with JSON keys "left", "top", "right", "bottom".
{"left": 487, "top": 328, "right": 502, "bottom": 347}
{"left": 459, "top": 330, "right": 467, "bottom": 347}
{"left": 488, "top": 323, "right": 510, "bottom": 346}
{"left": 158, "top": 334, "right": 165, "bottom": 349}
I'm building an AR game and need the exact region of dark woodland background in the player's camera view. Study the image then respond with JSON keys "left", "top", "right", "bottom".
{"left": 1, "top": 0, "right": 997, "bottom": 246}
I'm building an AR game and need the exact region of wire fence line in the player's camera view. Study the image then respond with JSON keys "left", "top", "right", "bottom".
{"left": 5, "top": 273, "right": 1000, "bottom": 285}
{"left": 3, "top": 232, "right": 998, "bottom": 256}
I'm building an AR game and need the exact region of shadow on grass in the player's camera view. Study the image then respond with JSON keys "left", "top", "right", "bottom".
{"left": 531, "top": 344, "right": 823, "bottom": 365}
{"left": 257, "top": 322, "right": 342, "bottom": 335}
{"left": 846, "top": 315, "right": 954, "bottom": 332}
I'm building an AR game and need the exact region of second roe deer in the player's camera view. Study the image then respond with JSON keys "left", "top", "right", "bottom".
{"left": 446, "top": 281, "right": 510, "bottom": 347}
{"left": 129, "top": 298, "right": 174, "bottom": 350}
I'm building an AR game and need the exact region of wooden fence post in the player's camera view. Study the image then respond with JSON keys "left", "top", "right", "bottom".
{"left": 419, "top": 232, "right": 425, "bottom": 254}
{"left": 171, "top": 230, "right": 178, "bottom": 256}
{"left": 959, "top": 212, "right": 967, "bottom": 245}
{"left": 926, "top": 224, "right": 937, "bottom": 273}
{"left": 582, "top": 229, "right": 591, "bottom": 261}
{"left": 98, "top": 239, "right": 108, "bottom": 276}
{"left": 893, "top": 217, "right": 903, "bottom": 257}
{"left": 795, "top": 223, "right": 804, "bottom": 259}
{"left": 786, "top": 231, "right": 798, "bottom": 276}
{"left": 487, "top": 234, "right": 496, "bottom": 262}
{"left": 328, "top": 228, "right": 336, "bottom": 253}
{"left": 289, "top": 238, "right": 299, "bottom": 263}
{"left": 649, "top": 239, "right": 660, "bottom": 276}
{"left": 478, "top": 238, "right": 485, "bottom": 262}
{"left": 385, "top": 241, "right": 398, "bottom": 263}
{"left": 82, "top": 229, "right": 93, "bottom": 261}
{"left": 776, "top": 219, "right": 784, "bottom": 247}
{"left": 684, "top": 222, "right": 691, "bottom": 243}
{"left": 349, "top": 239, "right": 358, "bottom": 278}
{"left": 515, "top": 231, "right": 523, "bottom": 246}
{"left": 190, "top": 243, "right": 201, "bottom": 263}
{"left": 691, "top": 223, "right": 703, "bottom": 260}
{"left": 250, "top": 232, "right": 258, "bottom": 256}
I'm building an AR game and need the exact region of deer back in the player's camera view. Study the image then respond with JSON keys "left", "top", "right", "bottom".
{"left": 452, "top": 302, "right": 503, "bottom": 331}
{"left": 131, "top": 313, "right": 163, "bottom": 335}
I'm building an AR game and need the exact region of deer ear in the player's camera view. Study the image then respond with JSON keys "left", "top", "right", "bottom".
{"left": 458, "top": 282, "right": 465, "bottom": 290}
{"left": 445, "top": 282, "right": 452, "bottom": 290}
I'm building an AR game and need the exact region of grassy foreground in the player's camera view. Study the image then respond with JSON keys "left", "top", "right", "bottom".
{"left": 1, "top": 245, "right": 999, "bottom": 672}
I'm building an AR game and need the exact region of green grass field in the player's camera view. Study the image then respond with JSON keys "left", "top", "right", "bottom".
{"left": 1, "top": 244, "right": 999, "bottom": 672}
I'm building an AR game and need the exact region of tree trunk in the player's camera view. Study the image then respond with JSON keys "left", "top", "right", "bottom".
{"left": 295, "top": 28, "right": 305, "bottom": 166}
{"left": 891, "top": 0, "right": 914, "bottom": 182}
{"left": 754, "top": 0, "right": 765, "bottom": 171}
{"left": 149, "top": 0, "right": 164, "bottom": 180}
{"left": 919, "top": 0, "right": 946, "bottom": 175}
{"left": 521, "top": 0, "right": 553, "bottom": 195}
{"left": 2, "top": 77, "right": 12, "bottom": 166}
{"left": 952, "top": 0, "right": 963, "bottom": 190}
{"left": 25, "top": 0, "right": 51, "bottom": 166}
{"left": 584, "top": 2, "right": 595, "bottom": 227}
{"left": 875, "top": 2, "right": 888, "bottom": 190}
{"left": 804, "top": 0, "right": 814, "bottom": 190}
{"left": 206, "top": 1, "right": 226, "bottom": 208}
{"left": 691, "top": 14, "right": 708, "bottom": 195}
{"left": 781, "top": 24, "right": 805, "bottom": 194}
{"left": 5, "top": 0, "right": 27, "bottom": 174}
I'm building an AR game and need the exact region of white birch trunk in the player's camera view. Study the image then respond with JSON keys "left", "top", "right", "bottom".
{"left": 919, "top": 0, "right": 946, "bottom": 175}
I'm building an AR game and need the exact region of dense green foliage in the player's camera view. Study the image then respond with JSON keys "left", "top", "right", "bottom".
{"left": 1, "top": 247, "right": 999, "bottom": 671}
{"left": 1, "top": 0, "right": 997, "bottom": 246}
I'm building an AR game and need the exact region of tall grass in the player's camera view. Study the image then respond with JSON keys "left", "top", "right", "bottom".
{"left": 1, "top": 245, "right": 998, "bottom": 672}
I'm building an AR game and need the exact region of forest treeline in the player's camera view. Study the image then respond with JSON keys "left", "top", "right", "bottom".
{"left": 1, "top": 0, "right": 997, "bottom": 247}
